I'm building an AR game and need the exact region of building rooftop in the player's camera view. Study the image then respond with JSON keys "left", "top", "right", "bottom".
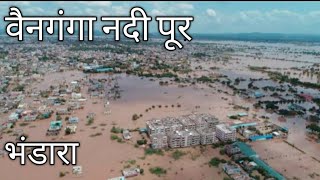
{"left": 216, "top": 124, "right": 235, "bottom": 133}
{"left": 197, "top": 127, "right": 215, "bottom": 134}
{"left": 122, "top": 168, "right": 140, "bottom": 177}
{"left": 108, "top": 177, "right": 126, "bottom": 180}
{"left": 178, "top": 116, "right": 196, "bottom": 126}
{"left": 174, "top": 129, "right": 199, "bottom": 137}
{"left": 49, "top": 120, "right": 62, "bottom": 130}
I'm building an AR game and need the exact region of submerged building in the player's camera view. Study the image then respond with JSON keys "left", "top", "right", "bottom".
{"left": 197, "top": 128, "right": 218, "bottom": 145}
{"left": 147, "top": 113, "right": 222, "bottom": 149}
{"left": 168, "top": 129, "right": 200, "bottom": 148}
{"left": 216, "top": 124, "right": 236, "bottom": 142}
{"left": 150, "top": 133, "right": 168, "bottom": 149}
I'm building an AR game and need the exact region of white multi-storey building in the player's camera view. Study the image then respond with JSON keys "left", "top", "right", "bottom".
{"left": 178, "top": 116, "right": 196, "bottom": 130}
{"left": 168, "top": 131, "right": 182, "bottom": 148}
{"left": 146, "top": 118, "right": 165, "bottom": 135}
{"left": 146, "top": 114, "right": 221, "bottom": 149}
{"left": 216, "top": 124, "right": 236, "bottom": 142}
{"left": 188, "top": 113, "right": 219, "bottom": 129}
{"left": 150, "top": 133, "right": 168, "bottom": 149}
{"left": 162, "top": 117, "right": 183, "bottom": 134}
{"left": 168, "top": 129, "right": 200, "bottom": 148}
{"left": 197, "top": 128, "right": 218, "bottom": 145}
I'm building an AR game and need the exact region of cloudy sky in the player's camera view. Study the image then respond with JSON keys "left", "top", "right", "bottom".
{"left": 1, "top": 1, "right": 320, "bottom": 34}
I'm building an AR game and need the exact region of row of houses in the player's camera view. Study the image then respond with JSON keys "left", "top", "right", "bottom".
{"left": 46, "top": 117, "right": 79, "bottom": 136}
{"left": 225, "top": 142, "right": 285, "bottom": 180}
{"left": 4, "top": 79, "right": 85, "bottom": 124}
{"left": 232, "top": 120, "right": 288, "bottom": 141}
{"left": 222, "top": 163, "right": 254, "bottom": 180}
{"left": 146, "top": 114, "right": 237, "bottom": 149}
{"left": 0, "top": 80, "right": 84, "bottom": 138}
